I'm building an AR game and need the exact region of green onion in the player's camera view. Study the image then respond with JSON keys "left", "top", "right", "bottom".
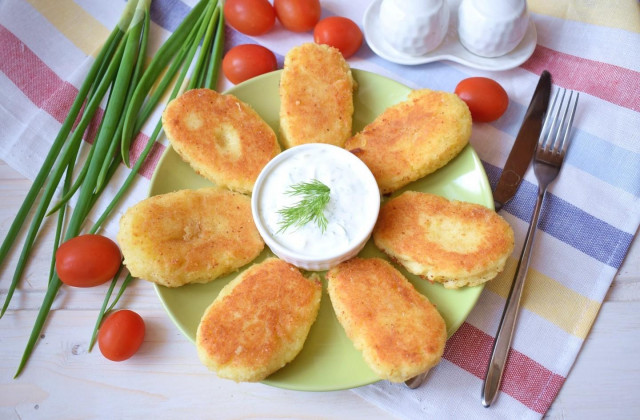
{"left": 3, "top": 0, "right": 226, "bottom": 377}
{"left": 129, "top": 1, "right": 211, "bottom": 137}
{"left": 48, "top": 161, "right": 74, "bottom": 285}
{"left": 45, "top": 141, "right": 97, "bottom": 217}
{"left": 1, "top": 26, "right": 130, "bottom": 319}
{"left": 14, "top": 20, "right": 143, "bottom": 379}
{"left": 87, "top": 266, "right": 126, "bottom": 352}
{"left": 95, "top": 0, "right": 151, "bottom": 191}
{"left": 120, "top": 0, "right": 210, "bottom": 166}
{"left": 189, "top": 5, "right": 218, "bottom": 90}
{"left": 0, "top": 4, "right": 132, "bottom": 311}
{"left": 5, "top": 0, "right": 145, "bottom": 376}
{"left": 88, "top": 0, "right": 226, "bottom": 347}
{"left": 204, "top": 7, "right": 225, "bottom": 89}
{"left": 89, "top": 2, "right": 212, "bottom": 234}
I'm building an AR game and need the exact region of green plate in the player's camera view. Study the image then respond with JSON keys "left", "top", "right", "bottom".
{"left": 150, "top": 69, "right": 492, "bottom": 391}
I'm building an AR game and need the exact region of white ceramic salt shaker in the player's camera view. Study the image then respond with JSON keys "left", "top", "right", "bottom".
{"left": 458, "top": 0, "right": 529, "bottom": 58}
{"left": 378, "top": 0, "right": 450, "bottom": 56}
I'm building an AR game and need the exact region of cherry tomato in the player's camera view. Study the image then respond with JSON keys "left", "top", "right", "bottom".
{"left": 55, "top": 234, "right": 121, "bottom": 288}
{"left": 98, "top": 310, "right": 146, "bottom": 362}
{"left": 223, "top": 0, "right": 276, "bottom": 36}
{"left": 454, "top": 77, "right": 509, "bottom": 123}
{"left": 223, "top": 44, "right": 278, "bottom": 84}
{"left": 274, "top": 0, "right": 321, "bottom": 32}
{"left": 313, "top": 16, "right": 363, "bottom": 58}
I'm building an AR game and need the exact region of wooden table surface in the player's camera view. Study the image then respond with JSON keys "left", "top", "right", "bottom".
{"left": 1, "top": 159, "right": 639, "bottom": 419}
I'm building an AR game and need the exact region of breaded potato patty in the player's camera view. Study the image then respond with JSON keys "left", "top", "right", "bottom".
{"left": 196, "top": 258, "right": 322, "bottom": 382}
{"left": 279, "top": 43, "right": 356, "bottom": 149}
{"left": 327, "top": 257, "right": 447, "bottom": 382}
{"left": 345, "top": 89, "right": 471, "bottom": 194}
{"left": 117, "top": 187, "right": 264, "bottom": 288}
{"left": 162, "top": 88, "right": 280, "bottom": 193}
{"left": 374, "top": 191, "right": 514, "bottom": 288}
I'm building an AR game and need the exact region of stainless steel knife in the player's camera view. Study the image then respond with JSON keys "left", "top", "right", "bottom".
{"left": 404, "top": 73, "right": 553, "bottom": 391}
{"left": 493, "top": 71, "right": 552, "bottom": 211}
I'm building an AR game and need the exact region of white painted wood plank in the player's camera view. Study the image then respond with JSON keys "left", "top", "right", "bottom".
{"left": 1, "top": 159, "right": 638, "bottom": 419}
{"left": 544, "top": 300, "right": 640, "bottom": 419}
{"left": 1, "top": 309, "right": 396, "bottom": 420}
{"left": 0, "top": 160, "right": 396, "bottom": 420}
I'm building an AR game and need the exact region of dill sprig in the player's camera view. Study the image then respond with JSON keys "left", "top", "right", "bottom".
{"left": 277, "top": 179, "right": 331, "bottom": 234}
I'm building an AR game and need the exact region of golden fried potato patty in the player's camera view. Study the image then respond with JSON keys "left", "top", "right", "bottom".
{"left": 117, "top": 187, "right": 264, "bottom": 287}
{"left": 374, "top": 192, "right": 514, "bottom": 288}
{"left": 162, "top": 88, "right": 280, "bottom": 193}
{"left": 196, "top": 258, "right": 322, "bottom": 382}
{"left": 279, "top": 43, "right": 356, "bottom": 149}
{"left": 327, "top": 258, "right": 447, "bottom": 382}
{"left": 345, "top": 89, "right": 471, "bottom": 194}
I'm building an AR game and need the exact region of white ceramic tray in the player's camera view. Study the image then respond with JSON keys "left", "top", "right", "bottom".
{"left": 363, "top": 0, "right": 537, "bottom": 70}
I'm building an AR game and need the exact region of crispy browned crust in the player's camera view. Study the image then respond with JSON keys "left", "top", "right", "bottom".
{"left": 162, "top": 88, "right": 280, "bottom": 193}
{"left": 117, "top": 187, "right": 264, "bottom": 287}
{"left": 373, "top": 192, "right": 514, "bottom": 288}
{"left": 279, "top": 43, "right": 355, "bottom": 149}
{"left": 196, "top": 258, "right": 322, "bottom": 382}
{"left": 345, "top": 89, "right": 471, "bottom": 194}
{"left": 327, "top": 257, "right": 447, "bottom": 382}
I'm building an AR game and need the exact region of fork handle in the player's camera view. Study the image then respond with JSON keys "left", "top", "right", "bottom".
{"left": 481, "top": 187, "right": 546, "bottom": 407}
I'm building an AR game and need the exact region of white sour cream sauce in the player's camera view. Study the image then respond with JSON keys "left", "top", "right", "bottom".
{"left": 254, "top": 144, "right": 380, "bottom": 260}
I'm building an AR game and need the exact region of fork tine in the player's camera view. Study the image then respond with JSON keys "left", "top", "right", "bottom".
{"left": 547, "top": 88, "right": 567, "bottom": 153}
{"left": 558, "top": 91, "right": 579, "bottom": 156}
{"left": 539, "top": 88, "right": 563, "bottom": 150}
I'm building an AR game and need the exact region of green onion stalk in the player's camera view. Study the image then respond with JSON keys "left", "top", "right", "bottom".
{"left": 9, "top": 0, "right": 144, "bottom": 378}
{"left": 89, "top": 0, "right": 226, "bottom": 351}
{"left": 0, "top": 1, "right": 137, "bottom": 318}
{"left": 0, "top": 0, "right": 226, "bottom": 377}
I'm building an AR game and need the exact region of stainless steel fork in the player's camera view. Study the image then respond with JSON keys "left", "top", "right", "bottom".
{"left": 481, "top": 88, "right": 579, "bottom": 407}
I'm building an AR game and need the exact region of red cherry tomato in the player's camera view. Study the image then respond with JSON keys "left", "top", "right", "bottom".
{"left": 55, "top": 234, "right": 121, "bottom": 288}
{"left": 274, "top": 0, "right": 321, "bottom": 32}
{"left": 98, "top": 310, "right": 146, "bottom": 362}
{"left": 223, "top": 44, "right": 278, "bottom": 84}
{"left": 313, "top": 16, "right": 363, "bottom": 58}
{"left": 224, "top": 0, "right": 276, "bottom": 36}
{"left": 454, "top": 77, "right": 509, "bottom": 123}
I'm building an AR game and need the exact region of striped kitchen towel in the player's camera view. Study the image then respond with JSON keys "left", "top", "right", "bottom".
{"left": 1, "top": 0, "right": 638, "bottom": 419}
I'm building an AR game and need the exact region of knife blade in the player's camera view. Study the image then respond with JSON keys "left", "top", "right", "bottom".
{"left": 493, "top": 70, "right": 552, "bottom": 211}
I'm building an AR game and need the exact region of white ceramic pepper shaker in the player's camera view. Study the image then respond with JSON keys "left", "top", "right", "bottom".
{"left": 458, "top": 0, "right": 529, "bottom": 58}
{"left": 378, "top": 0, "right": 450, "bottom": 56}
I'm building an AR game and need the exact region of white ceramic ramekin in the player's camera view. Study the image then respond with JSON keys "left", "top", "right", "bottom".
{"left": 251, "top": 144, "right": 380, "bottom": 271}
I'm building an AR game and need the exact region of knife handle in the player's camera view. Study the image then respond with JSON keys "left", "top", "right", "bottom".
{"left": 481, "top": 187, "right": 545, "bottom": 407}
